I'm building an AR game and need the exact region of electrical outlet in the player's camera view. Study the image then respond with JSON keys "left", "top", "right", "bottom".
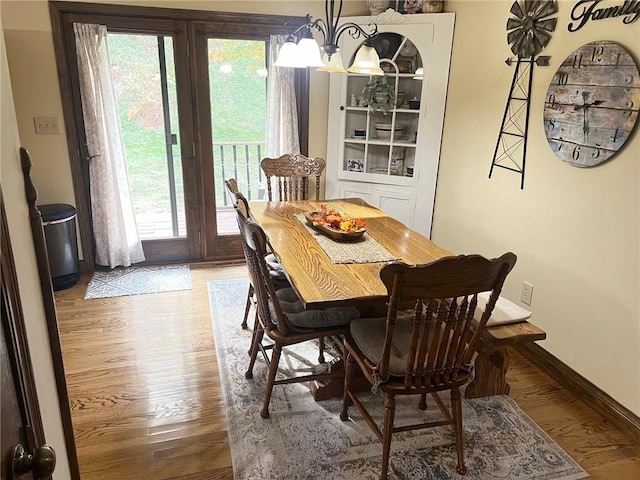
{"left": 521, "top": 281, "right": 533, "bottom": 306}
{"left": 34, "top": 117, "right": 60, "bottom": 135}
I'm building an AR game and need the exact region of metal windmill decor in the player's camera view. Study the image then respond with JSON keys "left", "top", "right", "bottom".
{"left": 489, "top": 0, "right": 557, "bottom": 189}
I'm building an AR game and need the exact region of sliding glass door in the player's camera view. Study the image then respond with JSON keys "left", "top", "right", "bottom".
{"left": 52, "top": 4, "right": 309, "bottom": 267}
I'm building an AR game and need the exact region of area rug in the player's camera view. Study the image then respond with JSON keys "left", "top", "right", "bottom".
{"left": 84, "top": 265, "right": 191, "bottom": 299}
{"left": 208, "top": 279, "right": 589, "bottom": 480}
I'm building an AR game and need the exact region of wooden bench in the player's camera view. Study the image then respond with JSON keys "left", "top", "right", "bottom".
{"left": 465, "top": 320, "right": 546, "bottom": 399}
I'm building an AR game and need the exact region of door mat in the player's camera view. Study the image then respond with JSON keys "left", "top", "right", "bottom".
{"left": 84, "top": 265, "right": 191, "bottom": 299}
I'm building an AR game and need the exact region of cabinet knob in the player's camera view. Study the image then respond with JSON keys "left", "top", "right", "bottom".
{"left": 340, "top": 106, "right": 345, "bottom": 111}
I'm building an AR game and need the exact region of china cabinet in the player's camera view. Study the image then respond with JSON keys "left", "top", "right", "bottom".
{"left": 325, "top": 13, "right": 455, "bottom": 237}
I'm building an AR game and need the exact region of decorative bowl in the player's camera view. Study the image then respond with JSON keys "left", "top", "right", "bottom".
{"left": 374, "top": 123, "right": 403, "bottom": 140}
{"left": 304, "top": 211, "right": 366, "bottom": 242}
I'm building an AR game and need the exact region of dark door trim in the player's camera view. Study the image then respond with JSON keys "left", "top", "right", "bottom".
{"left": 1, "top": 194, "right": 47, "bottom": 471}
{"left": 17, "top": 149, "right": 81, "bottom": 479}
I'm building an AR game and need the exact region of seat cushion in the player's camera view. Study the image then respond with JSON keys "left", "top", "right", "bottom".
{"left": 265, "top": 253, "right": 284, "bottom": 272}
{"left": 274, "top": 288, "right": 359, "bottom": 329}
{"left": 350, "top": 314, "right": 416, "bottom": 377}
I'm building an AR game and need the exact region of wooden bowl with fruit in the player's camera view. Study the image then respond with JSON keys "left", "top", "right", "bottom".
{"left": 304, "top": 205, "right": 366, "bottom": 242}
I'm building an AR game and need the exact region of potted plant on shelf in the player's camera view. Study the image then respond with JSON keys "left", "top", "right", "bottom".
{"left": 362, "top": 77, "right": 396, "bottom": 115}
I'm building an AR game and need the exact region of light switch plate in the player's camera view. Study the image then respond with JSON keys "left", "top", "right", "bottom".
{"left": 521, "top": 281, "right": 533, "bottom": 306}
{"left": 34, "top": 117, "right": 60, "bottom": 135}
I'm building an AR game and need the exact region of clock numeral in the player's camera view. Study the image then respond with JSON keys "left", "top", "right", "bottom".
{"left": 548, "top": 93, "right": 556, "bottom": 104}
{"left": 572, "top": 145, "right": 581, "bottom": 161}
{"left": 591, "top": 45, "right": 604, "bottom": 62}
{"left": 572, "top": 54, "right": 582, "bottom": 68}
{"left": 592, "top": 145, "right": 601, "bottom": 159}
{"left": 547, "top": 118, "right": 556, "bottom": 131}
{"left": 623, "top": 101, "right": 635, "bottom": 118}
{"left": 555, "top": 72, "right": 569, "bottom": 85}
{"left": 611, "top": 128, "right": 619, "bottom": 143}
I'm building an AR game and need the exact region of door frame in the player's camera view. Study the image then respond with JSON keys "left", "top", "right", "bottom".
{"left": 1, "top": 184, "right": 79, "bottom": 479}
{"left": 1, "top": 195, "right": 46, "bottom": 476}
{"left": 49, "top": 1, "right": 309, "bottom": 269}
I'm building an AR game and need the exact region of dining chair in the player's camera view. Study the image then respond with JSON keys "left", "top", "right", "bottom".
{"left": 224, "top": 178, "right": 251, "bottom": 221}
{"left": 340, "top": 253, "right": 517, "bottom": 479}
{"left": 260, "top": 154, "right": 326, "bottom": 201}
{"left": 235, "top": 163, "right": 329, "bottom": 361}
{"left": 235, "top": 205, "right": 360, "bottom": 418}
{"left": 225, "top": 178, "right": 286, "bottom": 329}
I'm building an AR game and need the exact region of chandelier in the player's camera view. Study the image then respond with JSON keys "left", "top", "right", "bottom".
{"left": 274, "top": 0, "right": 383, "bottom": 75}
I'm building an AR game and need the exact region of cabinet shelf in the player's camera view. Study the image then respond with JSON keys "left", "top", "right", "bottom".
{"left": 339, "top": 170, "right": 417, "bottom": 186}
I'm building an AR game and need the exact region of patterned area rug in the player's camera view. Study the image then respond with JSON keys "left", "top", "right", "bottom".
{"left": 84, "top": 265, "right": 192, "bottom": 299}
{"left": 208, "top": 279, "right": 588, "bottom": 480}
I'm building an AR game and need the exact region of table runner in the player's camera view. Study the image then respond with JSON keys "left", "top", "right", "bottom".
{"left": 295, "top": 214, "right": 398, "bottom": 264}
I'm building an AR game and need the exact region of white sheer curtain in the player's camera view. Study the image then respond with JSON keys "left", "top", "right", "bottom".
{"left": 73, "top": 23, "right": 144, "bottom": 268}
{"left": 266, "top": 35, "right": 300, "bottom": 157}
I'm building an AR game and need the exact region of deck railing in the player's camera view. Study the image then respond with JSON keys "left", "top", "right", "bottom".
{"left": 213, "top": 141, "right": 267, "bottom": 206}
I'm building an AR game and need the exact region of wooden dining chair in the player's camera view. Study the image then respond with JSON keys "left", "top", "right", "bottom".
{"left": 235, "top": 205, "right": 360, "bottom": 418}
{"left": 340, "top": 253, "right": 517, "bottom": 479}
{"left": 224, "top": 178, "right": 250, "bottom": 219}
{"left": 225, "top": 178, "right": 286, "bottom": 329}
{"left": 260, "top": 154, "right": 326, "bottom": 201}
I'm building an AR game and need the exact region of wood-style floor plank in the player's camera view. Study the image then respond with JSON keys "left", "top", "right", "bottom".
{"left": 54, "top": 264, "right": 639, "bottom": 479}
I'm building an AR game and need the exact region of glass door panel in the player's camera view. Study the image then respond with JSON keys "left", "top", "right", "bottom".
{"left": 108, "top": 32, "right": 186, "bottom": 240}
{"left": 206, "top": 38, "right": 268, "bottom": 235}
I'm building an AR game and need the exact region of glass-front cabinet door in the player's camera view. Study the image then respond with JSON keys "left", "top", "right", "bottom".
{"left": 325, "top": 13, "right": 455, "bottom": 237}
{"left": 342, "top": 33, "right": 422, "bottom": 181}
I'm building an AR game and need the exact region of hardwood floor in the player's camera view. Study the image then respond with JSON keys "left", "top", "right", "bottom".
{"left": 54, "top": 264, "right": 639, "bottom": 479}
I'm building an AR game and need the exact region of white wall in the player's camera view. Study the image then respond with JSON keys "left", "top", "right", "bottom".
{"left": 436, "top": 0, "right": 639, "bottom": 415}
{"left": 1, "top": 0, "right": 638, "bottom": 420}
{"left": 0, "top": 15, "right": 72, "bottom": 480}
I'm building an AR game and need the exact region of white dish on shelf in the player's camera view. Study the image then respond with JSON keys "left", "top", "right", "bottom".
{"left": 374, "top": 123, "right": 403, "bottom": 140}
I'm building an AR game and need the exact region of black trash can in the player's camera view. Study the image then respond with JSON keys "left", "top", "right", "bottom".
{"left": 39, "top": 203, "right": 80, "bottom": 291}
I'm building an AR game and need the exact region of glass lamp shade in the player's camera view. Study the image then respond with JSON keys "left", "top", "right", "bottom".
{"left": 297, "top": 37, "right": 326, "bottom": 67}
{"left": 316, "top": 52, "right": 347, "bottom": 73}
{"left": 274, "top": 40, "right": 303, "bottom": 68}
{"left": 347, "top": 45, "right": 384, "bottom": 75}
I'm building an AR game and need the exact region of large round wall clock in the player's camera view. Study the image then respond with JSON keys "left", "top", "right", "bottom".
{"left": 543, "top": 41, "right": 640, "bottom": 167}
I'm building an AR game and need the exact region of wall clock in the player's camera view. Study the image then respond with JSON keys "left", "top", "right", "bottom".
{"left": 543, "top": 41, "right": 640, "bottom": 167}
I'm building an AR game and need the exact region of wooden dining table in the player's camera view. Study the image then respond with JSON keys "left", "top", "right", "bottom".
{"left": 249, "top": 197, "right": 451, "bottom": 313}
{"left": 249, "top": 197, "right": 546, "bottom": 400}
